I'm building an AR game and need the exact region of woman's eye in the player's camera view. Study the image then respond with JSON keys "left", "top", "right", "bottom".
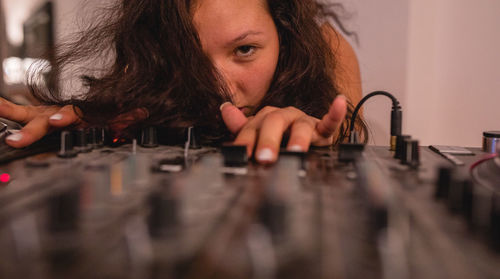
{"left": 234, "top": 45, "right": 257, "bottom": 58}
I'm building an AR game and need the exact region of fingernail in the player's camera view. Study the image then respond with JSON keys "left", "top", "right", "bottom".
{"left": 288, "top": 145, "right": 304, "bottom": 152}
{"left": 6, "top": 132, "right": 23, "bottom": 142}
{"left": 336, "top": 94, "right": 347, "bottom": 101}
{"left": 256, "top": 148, "right": 274, "bottom": 162}
{"left": 219, "top": 102, "right": 232, "bottom": 111}
{"left": 50, "top": 113, "right": 63, "bottom": 121}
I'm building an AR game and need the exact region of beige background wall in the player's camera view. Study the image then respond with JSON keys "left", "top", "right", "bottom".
{"left": 2, "top": 0, "right": 500, "bottom": 147}
{"left": 405, "top": 0, "right": 500, "bottom": 147}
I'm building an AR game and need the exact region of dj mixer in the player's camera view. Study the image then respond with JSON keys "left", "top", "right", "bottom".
{"left": 0, "top": 122, "right": 499, "bottom": 279}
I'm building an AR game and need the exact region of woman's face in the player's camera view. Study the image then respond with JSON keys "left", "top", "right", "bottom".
{"left": 192, "top": 0, "right": 280, "bottom": 116}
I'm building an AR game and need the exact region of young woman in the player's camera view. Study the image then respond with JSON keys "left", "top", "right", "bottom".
{"left": 0, "top": 0, "right": 365, "bottom": 163}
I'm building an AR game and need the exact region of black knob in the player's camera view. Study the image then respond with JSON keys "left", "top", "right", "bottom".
{"left": 57, "top": 131, "right": 78, "bottom": 158}
{"left": 74, "top": 128, "right": 92, "bottom": 153}
{"left": 88, "top": 127, "right": 105, "bottom": 148}
{"left": 48, "top": 186, "right": 80, "bottom": 233}
{"left": 394, "top": 135, "right": 411, "bottom": 160}
{"left": 435, "top": 166, "right": 453, "bottom": 199}
{"left": 221, "top": 144, "right": 248, "bottom": 167}
{"left": 186, "top": 126, "right": 200, "bottom": 149}
{"left": 140, "top": 126, "right": 159, "bottom": 148}
{"left": 148, "top": 185, "right": 179, "bottom": 238}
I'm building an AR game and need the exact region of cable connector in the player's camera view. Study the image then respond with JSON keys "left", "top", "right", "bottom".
{"left": 349, "top": 91, "right": 402, "bottom": 150}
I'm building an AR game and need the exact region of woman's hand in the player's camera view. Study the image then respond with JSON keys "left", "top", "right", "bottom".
{"left": 220, "top": 95, "right": 347, "bottom": 164}
{"left": 0, "top": 97, "right": 80, "bottom": 148}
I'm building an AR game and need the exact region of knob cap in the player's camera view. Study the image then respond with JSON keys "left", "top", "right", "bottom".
{"left": 482, "top": 131, "right": 500, "bottom": 154}
{"left": 57, "top": 131, "right": 78, "bottom": 158}
{"left": 74, "top": 128, "right": 92, "bottom": 153}
{"left": 140, "top": 126, "right": 159, "bottom": 148}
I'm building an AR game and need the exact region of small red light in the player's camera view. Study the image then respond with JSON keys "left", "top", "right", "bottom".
{"left": 0, "top": 173, "right": 10, "bottom": 183}
{"left": 113, "top": 138, "right": 119, "bottom": 143}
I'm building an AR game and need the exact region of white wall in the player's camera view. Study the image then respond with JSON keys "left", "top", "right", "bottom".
{"left": 406, "top": 0, "right": 500, "bottom": 147}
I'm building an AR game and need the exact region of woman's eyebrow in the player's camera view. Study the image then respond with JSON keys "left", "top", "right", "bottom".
{"left": 225, "top": 31, "right": 263, "bottom": 47}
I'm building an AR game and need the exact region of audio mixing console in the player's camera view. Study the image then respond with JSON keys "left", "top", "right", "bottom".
{"left": 0, "top": 125, "right": 499, "bottom": 279}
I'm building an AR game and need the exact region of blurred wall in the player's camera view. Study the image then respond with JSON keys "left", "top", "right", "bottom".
{"left": 1, "top": 0, "right": 45, "bottom": 46}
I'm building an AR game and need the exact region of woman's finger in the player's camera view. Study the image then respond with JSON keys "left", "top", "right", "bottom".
{"left": 48, "top": 105, "right": 82, "bottom": 127}
{"left": 0, "top": 98, "right": 33, "bottom": 124}
{"left": 232, "top": 106, "right": 279, "bottom": 157}
{"left": 316, "top": 95, "right": 347, "bottom": 138}
{"left": 5, "top": 115, "right": 52, "bottom": 148}
{"left": 232, "top": 125, "right": 258, "bottom": 156}
{"left": 220, "top": 102, "right": 248, "bottom": 134}
{"left": 286, "top": 116, "right": 316, "bottom": 152}
{"left": 254, "top": 107, "right": 306, "bottom": 163}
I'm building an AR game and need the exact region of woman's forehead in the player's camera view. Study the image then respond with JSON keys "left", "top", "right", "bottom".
{"left": 191, "top": 0, "right": 269, "bottom": 19}
{"left": 192, "top": 0, "right": 273, "bottom": 45}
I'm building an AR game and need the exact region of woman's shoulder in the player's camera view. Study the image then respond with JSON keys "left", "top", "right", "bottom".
{"left": 320, "top": 22, "right": 362, "bottom": 107}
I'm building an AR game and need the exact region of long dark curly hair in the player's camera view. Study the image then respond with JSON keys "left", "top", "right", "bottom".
{"left": 29, "top": 0, "right": 366, "bottom": 144}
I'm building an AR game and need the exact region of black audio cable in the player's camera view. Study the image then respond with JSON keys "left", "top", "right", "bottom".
{"left": 349, "top": 91, "right": 402, "bottom": 150}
